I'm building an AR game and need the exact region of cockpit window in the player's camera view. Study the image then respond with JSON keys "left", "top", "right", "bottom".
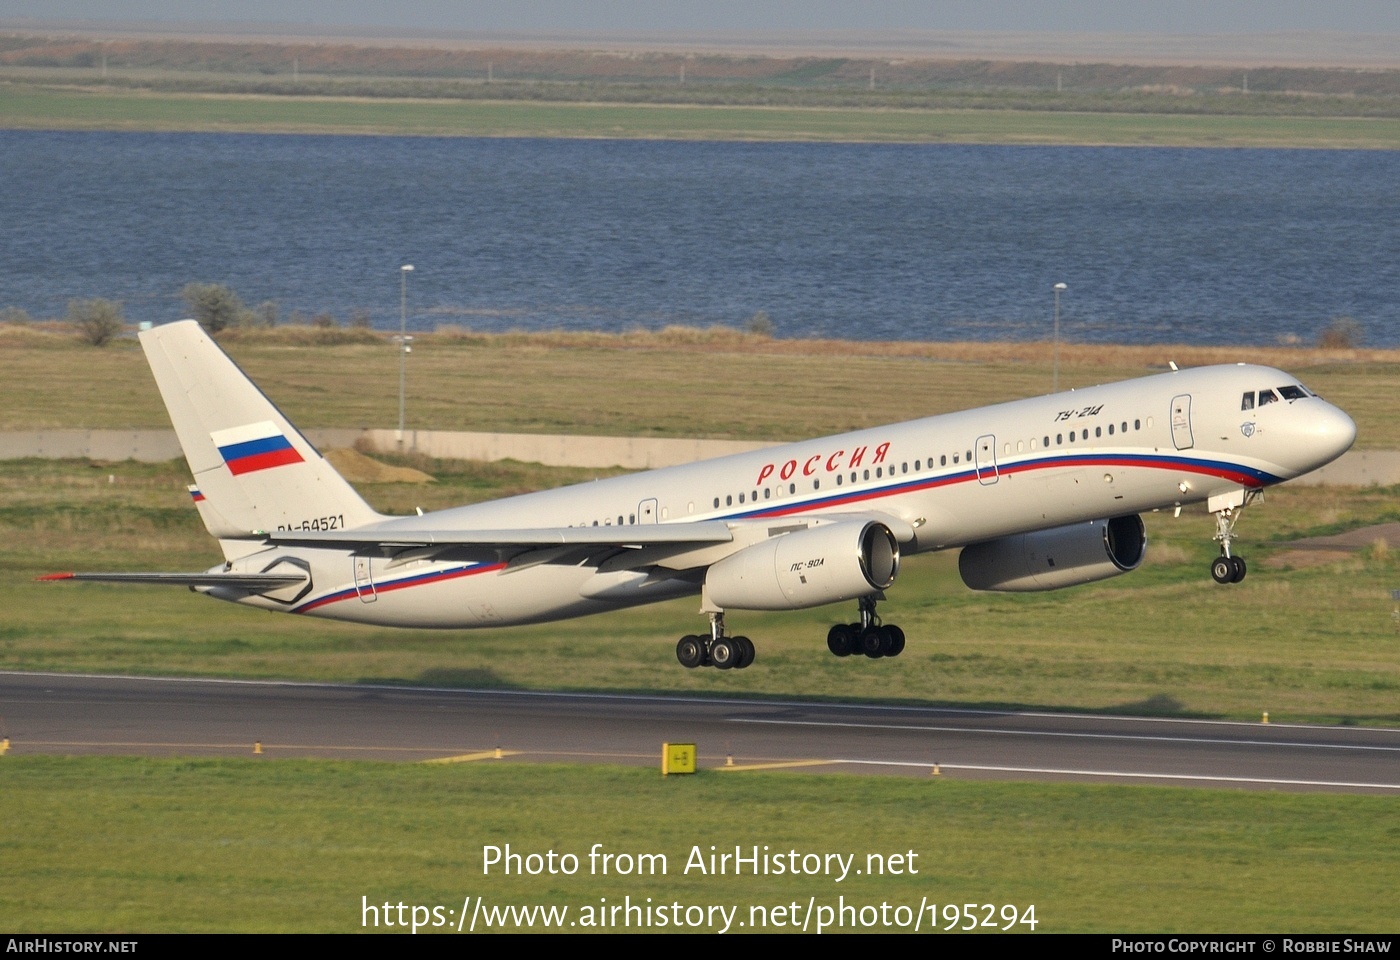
{"left": 1258, "top": 389, "right": 1279, "bottom": 406}
{"left": 1277, "top": 385, "right": 1307, "bottom": 401}
{"left": 1241, "top": 392, "right": 1255, "bottom": 411}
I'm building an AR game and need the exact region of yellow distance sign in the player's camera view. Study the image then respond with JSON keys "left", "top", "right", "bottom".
{"left": 662, "top": 742, "right": 696, "bottom": 775}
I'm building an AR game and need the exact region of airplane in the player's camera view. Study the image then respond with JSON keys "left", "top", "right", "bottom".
{"left": 43, "top": 319, "right": 1356, "bottom": 671}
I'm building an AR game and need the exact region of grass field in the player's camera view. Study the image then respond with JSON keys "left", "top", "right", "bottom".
{"left": 6, "top": 758, "right": 1397, "bottom": 933}
{"left": 4, "top": 81, "right": 1400, "bottom": 148}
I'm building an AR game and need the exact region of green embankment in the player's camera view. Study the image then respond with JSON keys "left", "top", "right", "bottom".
{"left": 4, "top": 81, "right": 1400, "bottom": 148}
{"left": 6, "top": 758, "right": 1397, "bottom": 933}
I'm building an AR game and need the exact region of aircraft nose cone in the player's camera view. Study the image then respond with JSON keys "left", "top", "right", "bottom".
{"left": 1321, "top": 403, "right": 1358, "bottom": 458}
{"left": 1302, "top": 402, "right": 1357, "bottom": 469}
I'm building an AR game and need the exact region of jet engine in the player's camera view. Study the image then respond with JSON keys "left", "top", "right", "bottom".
{"left": 958, "top": 515, "right": 1146, "bottom": 592}
{"left": 705, "top": 520, "right": 899, "bottom": 610}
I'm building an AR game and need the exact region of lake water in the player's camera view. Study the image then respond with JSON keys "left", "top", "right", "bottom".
{"left": 1, "top": 130, "right": 1396, "bottom": 346}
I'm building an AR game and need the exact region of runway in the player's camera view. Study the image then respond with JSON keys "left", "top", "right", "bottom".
{"left": 2, "top": 671, "right": 1398, "bottom": 794}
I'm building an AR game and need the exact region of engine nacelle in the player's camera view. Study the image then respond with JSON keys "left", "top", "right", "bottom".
{"left": 958, "top": 515, "right": 1146, "bottom": 592}
{"left": 705, "top": 520, "right": 899, "bottom": 611}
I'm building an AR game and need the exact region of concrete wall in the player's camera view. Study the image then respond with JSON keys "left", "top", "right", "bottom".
{"left": 1282, "top": 449, "right": 1400, "bottom": 487}
{"left": 0, "top": 428, "right": 1395, "bottom": 485}
{"left": 0, "top": 428, "right": 364, "bottom": 463}
{"left": 360, "top": 429, "right": 776, "bottom": 470}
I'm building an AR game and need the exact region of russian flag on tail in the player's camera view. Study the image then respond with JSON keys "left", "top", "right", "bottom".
{"left": 211, "top": 421, "right": 305, "bottom": 476}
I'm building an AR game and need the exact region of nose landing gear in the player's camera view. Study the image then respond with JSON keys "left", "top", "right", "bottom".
{"left": 1209, "top": 489, "right": 1259, "bottom": 585}
{"left": 1211, "top": 554, "right": 1247, "bottom": 584}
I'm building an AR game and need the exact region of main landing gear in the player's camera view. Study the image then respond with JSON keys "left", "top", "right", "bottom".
{"left": 676, "top": 612, "right": 755, "bottom": 670}
{"left": 826, "top": 596, "right": 905, "bottom": 660}
{"left": 1208, "top": 491, "right": 1259, "bottom": 585}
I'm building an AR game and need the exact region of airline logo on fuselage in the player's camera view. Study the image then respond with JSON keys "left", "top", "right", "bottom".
{"left": 212, "top": 421, "right": 305, "bottom": 476}
{"left": 756, "top": 441, "right": 890, "bottom": 486}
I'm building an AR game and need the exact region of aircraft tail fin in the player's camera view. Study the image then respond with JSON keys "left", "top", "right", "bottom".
{"left": 141, "top": 320, "right": 383, "bottom": 546}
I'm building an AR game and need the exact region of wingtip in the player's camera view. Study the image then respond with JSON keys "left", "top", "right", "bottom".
{"left": 36, "top": 572, "right": 75, "bottom": 582}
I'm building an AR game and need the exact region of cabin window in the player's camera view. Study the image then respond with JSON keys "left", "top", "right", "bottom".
{"left": 726, "top": 495, "right": 732, "bottom": 506}
{"left": 764, "top": 488, "right": 771, "bottom": 500}
{"left": 1134, "top": 420, "right": 1141, "bottom": 430}
{"left": 966, "top": 450, "right": 972, "bottom": 461}
{"left": 738, "top": 493, "right": 745, "bottom": 504}
{"left": 1108, "top": 424, "right": 1114, "bottom": 435}
{"left": 1095, "top": 427, "right": 1101, "bottom": 438}
{"left": 713, "top": 498, "right": 719, "bottom": 509}
{"left": 902, "top": 462, "right": 908, "bottom": 474}
{"left": 914, "top": 459, "right": 921, "bottom": 470}
{"left": 952, "top": 454, "right": 959, "bottom": 464}
{"left": 864, "top": 469, "right": 871, "bottom": 480}
{"left": 629, "top": 514, "right": 635, "bottom": 524}
{"left": 940, "top": 455, "right": 947, "bottom": 466}
{"left": 1056, "top": 434, "right": 1063, "bottom": 445}
{"left": 813, "top": 479, "right": 820, "bottom": 489}
{"left": 836, "top": 474, "right": 844, "bottom": 486}
{"left": 789, "top": 483, "right": 796, "bottom": 494}
{"left": 1068, "top": 432, "right": 1075, "bottom": 443}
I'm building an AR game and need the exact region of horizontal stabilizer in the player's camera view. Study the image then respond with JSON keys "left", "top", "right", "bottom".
{"left": 38, "top": 571, "right": 308, "bottom": 590}
{"left": 265, "top": 520, "right": 736, "bottom": 550}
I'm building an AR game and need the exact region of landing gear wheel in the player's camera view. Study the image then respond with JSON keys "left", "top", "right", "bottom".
{"left": 1230, "top": 555, "right": 1247, "bottom": 583}
{"left": 733, "top": 636, "right": 755, "bottom": 669}
{"left": 827, "top": 624, "right": 854, "bottom": 657}
{"left": 880, "top": 624, "right": 906, "bottom": 657}
{"left": 1211, "top": 556, "right": 1235, "bottom": 584}
{"left": 676, "top": 635, "right": 705, "bottom": 669}
{"left": 860, "top": 628, "right": 886, "bottom": 659}
{"left": 710, "top": 637, "right": 738, "bottom": 670}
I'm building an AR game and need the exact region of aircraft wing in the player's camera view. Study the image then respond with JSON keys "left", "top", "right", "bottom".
{"left": 263, "top": 520, "right": 735, "bottom": 550}
{"left": 37, "top": 571, "right": 309, "bottom": 589}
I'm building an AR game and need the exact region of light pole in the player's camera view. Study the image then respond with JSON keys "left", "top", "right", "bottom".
{"left": 1052, "top": 282, "right": 1067, "bottom": 393}
{"left": 397, "top": 264, "right": 414, "bottom": 446}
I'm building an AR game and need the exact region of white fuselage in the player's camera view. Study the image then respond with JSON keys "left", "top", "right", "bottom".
{"left": 213, "top": 363, "right": 1355, "bottom": 628}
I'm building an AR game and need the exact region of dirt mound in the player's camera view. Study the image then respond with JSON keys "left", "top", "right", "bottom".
{"left": 1279, "top": 522, "right": 1400, "bottom": 552}
{"left": 325, "top": 448, "right": 434, "bottom": 484}
{"left": 1265, "top": 522, "right": 1397, "bottom": 570}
